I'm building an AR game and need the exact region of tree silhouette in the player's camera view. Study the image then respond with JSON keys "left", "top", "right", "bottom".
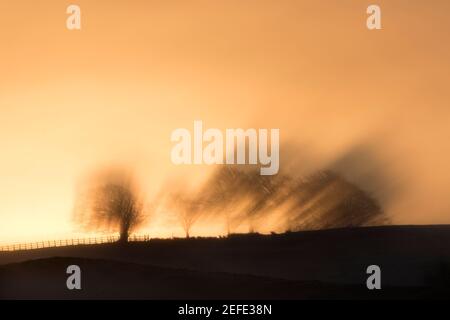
{"left": 201, "top": 166, "right": 249, "bottom": 235}
{"left": 195, "top": 166, "right": 386, "bottom": 233}
{"left": 285, "top": 171, "right": 384, "bottom": 230}
{"left": 168, "top": 191, "right": 203, "bottom": 238}
{"left": 74, "top": 168, "right": 145, "bottom": 243}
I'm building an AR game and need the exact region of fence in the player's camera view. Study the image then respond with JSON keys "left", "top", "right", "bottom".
{"left": 0, "top": 234, "right": 152, "bottom": 252}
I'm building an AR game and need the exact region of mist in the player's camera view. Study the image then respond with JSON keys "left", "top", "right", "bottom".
{"left": 1, "top": 0, "right": 450, "bottom": 242}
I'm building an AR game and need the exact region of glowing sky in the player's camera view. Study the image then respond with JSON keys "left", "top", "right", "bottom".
{"left": 1, "top": 0, "right": 450, "bottom": 243}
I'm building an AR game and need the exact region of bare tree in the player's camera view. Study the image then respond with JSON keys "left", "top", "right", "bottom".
{"left": 74, "top": 168, "right": 145, "bottom": 243}
{"left": 201, "top": 166, "right": 247, "bottom": 235}
{"left": 196, "top": 166, "right": 386, "bottom": 234}
{"left": 169, "top": 191, "right": 203, "bottom": 238}
{"left": 284, "top": 171, "right": 384, "bottom": 230}
{"left": 200, "top": 166, "right": 291, "bottom": 234}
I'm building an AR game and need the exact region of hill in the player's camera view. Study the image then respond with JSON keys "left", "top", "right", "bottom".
{"left": 1, "top": 225, "right": 450, "bottom": 298}
{"left": 0, "top": 257, "right": 443, "bottom": 299}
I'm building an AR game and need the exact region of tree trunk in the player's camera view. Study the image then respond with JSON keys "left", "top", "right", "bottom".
{"left": 119, "top": 227, "right": 129, "bottom": 243}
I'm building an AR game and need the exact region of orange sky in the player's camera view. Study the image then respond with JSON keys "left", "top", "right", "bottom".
{"left": 1, "top": 0, "right": 450, "bottom": 243}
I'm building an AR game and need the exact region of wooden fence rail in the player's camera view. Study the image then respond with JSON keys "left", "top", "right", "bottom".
{"left": 0, "top": 234, "right": 152, "bottom": 252}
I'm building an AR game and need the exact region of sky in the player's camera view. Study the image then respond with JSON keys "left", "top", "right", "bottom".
{"left": 0, "top": 0, "right": 450, "bottom": 243}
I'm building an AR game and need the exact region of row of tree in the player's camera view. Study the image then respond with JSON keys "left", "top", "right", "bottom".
{"left": 73, "top": 165, "right": 387, "bottom": 242}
